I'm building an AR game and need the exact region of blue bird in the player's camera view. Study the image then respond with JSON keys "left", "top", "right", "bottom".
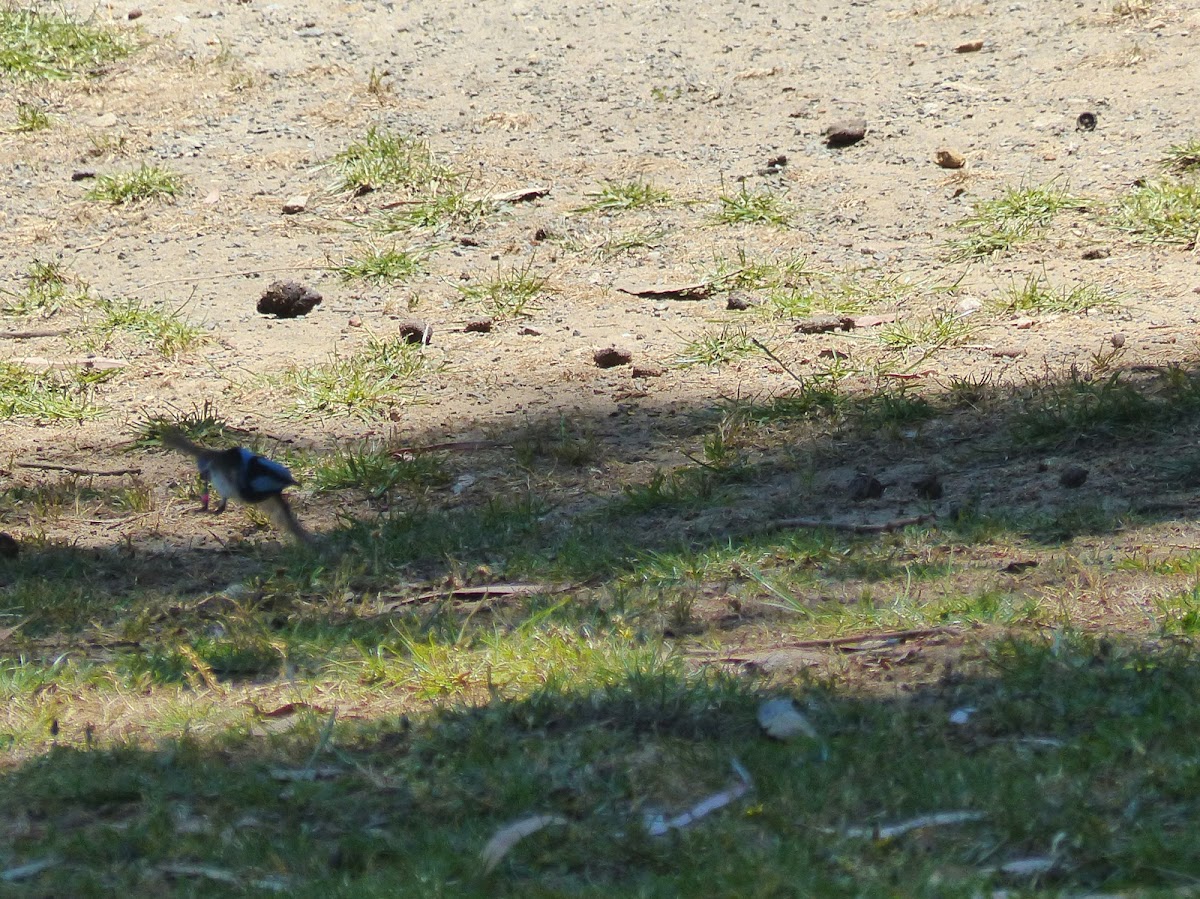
{"left": 161, "top": 429, "right": 313, "bottom": 543}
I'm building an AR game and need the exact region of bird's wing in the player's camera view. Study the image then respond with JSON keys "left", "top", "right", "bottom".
{"left": 246, "top": 454, "right": 298, "bottom": 493}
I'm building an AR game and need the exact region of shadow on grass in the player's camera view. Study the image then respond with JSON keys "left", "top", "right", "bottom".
{"left": 4, "top": 632, "right": 1200, "bottom": 895}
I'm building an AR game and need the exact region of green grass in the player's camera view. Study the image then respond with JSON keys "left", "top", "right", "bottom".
{"left": 1, "top": 258, "right": 87, "bottom": 316}
{"left": 759, "top": 267, "right": 912, "bottom": 320}
{"left": 277, "top": 334, "right": 427, "bottom": 419}
{"left": 85, "top": 163, "right": 185, "bottom": 205}
{"left": 575, "top": 180, "right": 672, "bottom": 214}
{"left": 1000, "top": 273, "right": 1115, "bottom": 314}
{"left": 706, "top": 250, "right": 816, "bottom": 292}
{"left": 330, "top": 125, "right": 456, "bottom": 195}
{"left": 1112, "top": 178, "right": 1200, "bottom": 244}
{"left": 13, "top": 99, "right": 49, "bottom": 131}
{"left": 0, "top": 7, "right": 131, "bottom": 80}
{"left": 947, "top": 183, "right": 1085, "bottom": 260}
{"left": 90, "top": 297, "right": 207, "bottom": 357}
{"left": 305, "top": 446, "right": 452, "bottom": 497}
{"left": 1160, "top": 138, "right": 1200, "bottom": 173}
{"left": 878, "top": 309, "right": 974, "bottom": 352}
{"left": 676, "top": 327, "right": 757, "bottom": 368}
{"left": 458, "top": 261, "right": 546, "bottom": 319}
{"left": 333, "top": 245, "right": 423, "bottom": 282}
{"left": 375, "top": 188, "right": 486, "bottom": 232}
{"left": 712, "top": 184, "right": 792, "bottom": 227}
{"left": 1010, "top": 367, "right": 1200, "bottom": 448}
{"left": 0, "top": 361, "right": 112, "bottom": 421}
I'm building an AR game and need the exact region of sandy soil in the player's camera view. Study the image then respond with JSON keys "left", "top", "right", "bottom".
{"left": 2, "top": 0, "right": 1199, "bottom": 549}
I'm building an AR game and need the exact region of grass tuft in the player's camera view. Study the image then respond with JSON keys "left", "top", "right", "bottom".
{"left": 1160, "top": 138, "right": 1200, "bottom": 174}
{"left": 277, "top": 334, "right": 427, "bottom": 419}
{"left": 85, "top": 163, "right": 185, "bottom": 205}
{"left": 0, "top": 361, "right": 111, "bottom": 421}
{"left": 676, "top": 327, "right": 757, "bottom": 368}
{"left": 91, "top": 297, "right": 207, "bottom": 357}
{"left": 712, "top": 183, "right": 792, "bottom": 226}
{"left": 575, "top": 180, "right": 672, "bottom": 214}
{"left": 1000, "top": 273, "right": 1115, "bottom": 314}
{"left": 330, "top": 125, "right": 455, "bottom": 195}
{"left": 1112, "top": 178, "right": 1200, "bottom": 244}
{"left": 458, "top": 260, "right": 546, "bottom": 319}
{"left": 333, "top": 245, "right": 423, "bottom": 282}
{"left": 947, "top": 183, "right": 1084, "bottom": 260}
{"left": 0, "top": 8, "right": 131, "bottom": 80}
{"left": 14, "top": 100, "right": 49, "bottom": 131}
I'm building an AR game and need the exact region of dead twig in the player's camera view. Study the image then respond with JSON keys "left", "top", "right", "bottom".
{"left": 785, "top": 626, "right": 958, "bottom": 650}
{"left": 0, "top": 328, "right": 70, "bottom": 340}
{"left": 16, "top": 462, "right": 142, "bottom": 477}
{"left": 767, "top": 513, "right": 936, "bottom": 533}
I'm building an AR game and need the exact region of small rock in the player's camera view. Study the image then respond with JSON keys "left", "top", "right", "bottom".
{"left": 519, "top": 326, "right": 543, "bottom": 337}
{"left": 397, "top": 320, "right": 432, "bottom": 345}
{"left": 1076, "top": 111, "right": 1097, "bottom": 132}
{"left": 71, "top": 170, "right": 96, "bottom": 181}
{"left": 1110, "top": 332, "right": 1126, "bottom": 348}
{"left": 847, "top": 472, "right": 885, "bottom": 501}
{"left": 823, "top": 119, "right": 867, "bottom": 148}
{"left": 1081, "top": 247, "right": 1110, "bottom": 260}
{"left": 348, "top": 315, "right": 362, "bottom": 328}
{"left": 913, "top": 472, "right": 943, "bottom": 500}
{"left": 726, "top": 292, "right": 754, "bottom": 311}
{"left": 631, "top": 364, "right": 664, "bottom": 378}
{"left": 818, "top": 348, "right": 849, "bottom": 360}
{"left": 127, "top": 8, "right": 143, "bottom": 20}
{"left": 533, "top": 227, "right": 549, "bottom": 241}
{"left": 954, "top": 39, "right": 985, "bottom": 52}
{"left": 0, "top": 532, "right": 19, "bottom": 558}
{"left": 934, "top": 148, "right": 965, "bottom": 169}
{"left": 257, "top": 280, "right": 322, "bottom": 318}
{"left": 1060, "top": 465, "right": 1088, "bottom": 489}
{"left": 281, "top": 194, "right": 308, "bottom": 215}
{"left": 464, "top": 318, "right": 493, "bottom": 333}
{"left": 594, "top": 346, "right": 633, "bottom": 368}
{"left": 795, "top": 315, "right": 854, "bottom": 334}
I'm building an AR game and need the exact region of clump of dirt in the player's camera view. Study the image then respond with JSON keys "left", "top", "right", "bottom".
{"left": 256, "top": 281, "right": 322, "bottom": 318}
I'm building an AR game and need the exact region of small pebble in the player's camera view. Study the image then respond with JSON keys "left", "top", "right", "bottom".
{"left": 464, "top": 318, "right": 493, "bottom": 333}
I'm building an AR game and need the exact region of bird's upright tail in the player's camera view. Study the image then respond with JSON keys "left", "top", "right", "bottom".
{"left": 262, "top": 494, "right": 316, "bottom": 545}
{"left": 160, "top": 426, "right": 206, "bottom": 460}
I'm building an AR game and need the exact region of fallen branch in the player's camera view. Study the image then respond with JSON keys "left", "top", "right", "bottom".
{"left": 379, "top": 583, "right": 574, "bottom": 610}
{"left": 785, "top": 626, "right": 958, "bottom": 650}
{"left": 767, "top": 514, "right": 936, "bottom": 533}
{"left": 0, "top": 328, "right": 70, "bottom": 340}
{"left": 16, "top": 462, "right": 142, "bottom": 477}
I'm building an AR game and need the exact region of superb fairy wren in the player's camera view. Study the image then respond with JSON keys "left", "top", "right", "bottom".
{"left": 161, "top": 428, "right": 313, "bottom": 543}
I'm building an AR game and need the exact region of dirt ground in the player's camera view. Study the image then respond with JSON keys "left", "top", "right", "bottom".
{"left": 2, "top": 0, "right": 1200, "bottom": 549}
